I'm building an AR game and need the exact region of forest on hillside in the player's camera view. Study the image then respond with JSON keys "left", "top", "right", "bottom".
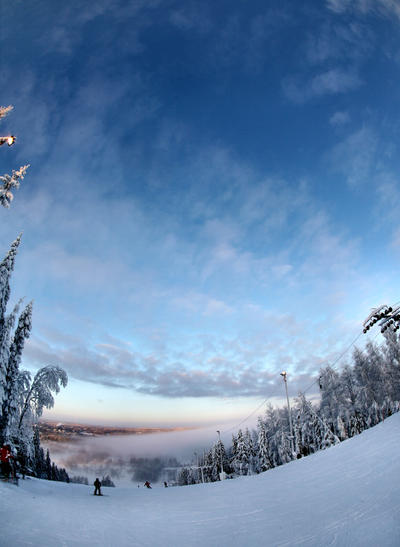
{"left": 178, "top": 334, "right": 400, "bottom": 485}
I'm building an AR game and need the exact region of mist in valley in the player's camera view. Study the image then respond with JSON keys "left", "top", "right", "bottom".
{"left": 43, "top": 424, "right": 242, "bottom": 486}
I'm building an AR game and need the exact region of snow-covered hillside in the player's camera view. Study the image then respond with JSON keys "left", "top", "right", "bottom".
{"left": 1, "top": 413, "right": 399, "bottom": 546}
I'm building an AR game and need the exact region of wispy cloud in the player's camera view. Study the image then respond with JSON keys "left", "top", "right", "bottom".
{"left": 327, "top": 0, "right": 400, "bottom": 20}
{"left": 305, "top": 20, "right": 372, "bottom": 65}
{"left": 327, "top": 126, "right": 377, "bottom": 186}
{"left": 329, "top": 111, "right": 350, "bottom": 126}
{"left": 283, "top": 68, "right": 362, "bottom": 103}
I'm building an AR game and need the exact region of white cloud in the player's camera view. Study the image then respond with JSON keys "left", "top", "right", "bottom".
{"left": 169, "top": 5, "right": 212, "bottom": 33}
{"left": 283, "top": 68, "right": 362, "bottom": 103}
{"left": 327, "top": 126, "right": 377, "bottom": 185}
{"left": 170, "top": 291, "right": 234, "bottom": 317}
{"left": 312, "top": 69, "right": 361, "bottom": 95}
{"left": 305, "top": 20, "right": 372, "bottom": 65}
{"left": 329, "top": 111, "right": 350, "bottom": 126}
{"left": 327, "top": 0, "right": 400, "bottom": 20}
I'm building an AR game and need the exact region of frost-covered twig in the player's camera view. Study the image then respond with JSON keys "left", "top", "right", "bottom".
{"left": 0, "top": 105, "right": 13, "bottom": 120}
{"left": 0, "top": 165, "right": 30, "bottom": 208}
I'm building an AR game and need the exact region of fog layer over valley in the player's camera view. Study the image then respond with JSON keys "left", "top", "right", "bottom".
{"left": 42, "top": 425, "right": 236, "bottom": 484}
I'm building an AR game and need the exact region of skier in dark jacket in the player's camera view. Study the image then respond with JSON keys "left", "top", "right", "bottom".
{"left": 144, "top": 480, "right": 152, "bottom": 489}
{"left": 94, "top": 478, "right": 102, "bottom": 496}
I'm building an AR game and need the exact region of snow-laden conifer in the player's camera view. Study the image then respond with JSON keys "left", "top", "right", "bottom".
{"left": 232, "top": 428, "right": 251, "bottom": 475}
{"left": 0, "top": 300, "right": 21, "bottom": 404}
{"left": 0, "top": 235, "right": 21, "bottom": 327}
{"left": 0, "top": 301, "right": 32, "bottom": 445}
{"left": 257, "top": 417, "right": 274, "bottom": 471}
{"left": 211, "top": 438, "right": 228, "bottom": 480}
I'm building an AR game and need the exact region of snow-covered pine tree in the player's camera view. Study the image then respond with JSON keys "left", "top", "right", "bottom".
{"left": 273, "top": 406, "right": 294, "bottom": 465}
{"left": 177, "top": 467, "right": 191, "bottom": 486}
{"left": 382, "top": 330, "right": 400, "bottom": 402}
{"left": 0, "top": 300, "right": 21, "bottom": 404}
{"left": 203, "top": 449, "right": 214, "bottom": 482}
{"left": 340, "top": 364, "right": 358, "bottom": 410}
{"left": 256, "top": 417, "right": 274, "bottom": 472}
{"left": 211, "top": 438, "right": 229, "bottom": 480}
{"left": 0, "top": 236, "right": 22, "bottom": 406}
{"left": 232, "top": 429, "right": 250, "bottom": 475}
{"left": 244, "top": 428, "right": 258, "bottom": 474}
{"left": 295, "top": 393, "right": 319, "bottom": 456}
{"left": 45, "top": 449, "right": 52, "bottom": 480}
{"left": 335, "top": 415, "right": 348, "bottom": 441}
{"left": 230, "top": 433, "right": 237, "bottom": 471}
{"left": 0, "top": 301, "right": 32, "bottom": 446}
{"left": 353, "top": 343, "right": 386, "bottom": 407}
{"left": 0, "top": 235, "right": 21, "bottom": 335}
{"left": 33, "top": 426, "right": 46, "bottom": 477}
{"left": 319, "top": 365, "right": 345, "bottom": 424}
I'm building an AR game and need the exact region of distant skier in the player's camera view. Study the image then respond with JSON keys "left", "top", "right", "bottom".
{"left": 94, "top": 478, "right": 102, "bottom": 496}
{"left": 164, "top": 481, "right": 168, "bottom": 488}
{"left": 144, "top": 481, "right": 152, "bottom": 489}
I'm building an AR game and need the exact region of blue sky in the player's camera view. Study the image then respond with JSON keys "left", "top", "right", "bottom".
{"left": 0, "top": 0, "right": 399, "bottom": 427}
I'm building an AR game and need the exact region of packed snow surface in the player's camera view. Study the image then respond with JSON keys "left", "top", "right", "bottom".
{"left": 1, "top": 413, "right": 399, "bottom": 546}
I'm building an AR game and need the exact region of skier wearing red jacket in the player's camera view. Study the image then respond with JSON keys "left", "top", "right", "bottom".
{"left": 0, "top": 444, "right": 14, "bottom": 478}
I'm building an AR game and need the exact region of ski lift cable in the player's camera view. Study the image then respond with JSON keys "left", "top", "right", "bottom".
{"left": 303, "top": 327, "right": 383, "bottom": 395}
{"left": 302, "top": 330, "right": 364, "bottom": 395}
{"left": 220, "top": 397, "right": 270, "bottom": 435}
{"left": 219, "top": 330, "right": 365, "bottom": 435}
{"left": 217, "top": 316, "right": 386, "bottom": 437}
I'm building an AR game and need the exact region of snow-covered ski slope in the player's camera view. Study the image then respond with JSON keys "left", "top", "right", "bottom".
{"left": 1, "top": 413, "right": 399, "bottom": 547}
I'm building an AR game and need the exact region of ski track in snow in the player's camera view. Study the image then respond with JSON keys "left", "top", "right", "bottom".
{"left": 1, "top": 413, "right": 399, "bottom": 546}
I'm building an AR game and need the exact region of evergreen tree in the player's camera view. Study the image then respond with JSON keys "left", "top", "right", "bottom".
{"left": 212, "top": 439, "right": 229, "bottom": 479}
{"left": 257, "top": 417, "right": 274, "bottom": 472}
{"left": 319, "top": 366, "right": 345, "bottom": 423}
{"left": 0, "top": 302, "right": 32, "bottom": 446}
{"left": 203, "top": 449, "right": 214, "bottom": 483}
{"left": 382, "top": 331, "right": 400, "bottom": 401}
{"left": 33, "top": 426, "right": 45, "bottom": 477}
{"left": 232, "top": 429, "right": 251, "bottom": 475}
{"left": 45, "top": 449, "right": 52, "bottom": 480}
{"left": 70, "top": 475, "right": 89, "bottom": 485}
{"left": 0, "top": 236, "right": 21, "bottom": 342}
{"left": 102, "top": 474, "right": 116, "bottom": 487}
{"left": 177, "top": 467, "right": 190, "bottom": 486}
{"left": 295, "top": 393, "right": 320, "bottom": 456}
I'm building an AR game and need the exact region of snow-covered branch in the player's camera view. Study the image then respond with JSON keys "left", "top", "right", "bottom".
{"left": 0, "top": 165, "right": 30, "bottom": 208}
{"left": 0, "top": 105, "right": 13, "bottom": 120}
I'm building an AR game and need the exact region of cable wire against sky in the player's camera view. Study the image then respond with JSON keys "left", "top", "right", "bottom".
{"left": 219, "top": 323, "right": 382, "bottom": 436}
